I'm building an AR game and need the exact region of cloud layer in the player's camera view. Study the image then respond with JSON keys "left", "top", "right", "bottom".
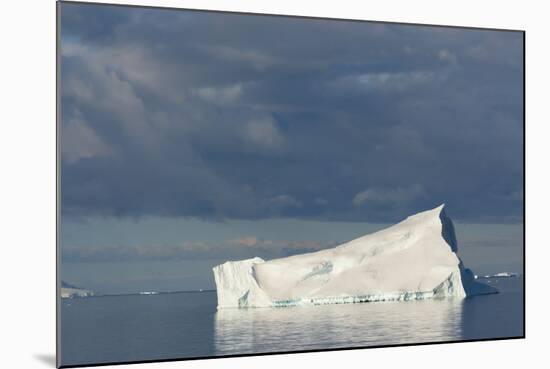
{"left": 62, "top": 236, "right": 339, "bottom": 262}
{"left": 60, "top": 3, "right": 523, "bottom": 223}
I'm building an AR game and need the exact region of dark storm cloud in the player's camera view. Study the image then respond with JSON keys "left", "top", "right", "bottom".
{"left": 60, "top": 3, "right": 523, "bottom": 223}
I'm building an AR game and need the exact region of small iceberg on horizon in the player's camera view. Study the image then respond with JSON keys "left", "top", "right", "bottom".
{"left": 61, "top": 281, "right": 94, "bottom": 299}
{"left": 213, "top": 205, "right": 497, "bottom": 309}
{"left": 478, "top": 272, "right": 520, "bottom": 279}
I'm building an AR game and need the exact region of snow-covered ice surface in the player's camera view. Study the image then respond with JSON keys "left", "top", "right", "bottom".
{"left": 213, "top": 205, "right": 497, "bottom": 308}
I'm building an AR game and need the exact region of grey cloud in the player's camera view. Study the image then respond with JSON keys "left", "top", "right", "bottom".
{"left": 266, "top": 195, "right": 302, "bottom": 214}
{"left": 353, "top": 184, "right": 426, "bottom": 207}
{"left": 203, "top": 45, "right": 281, "bottom": 71}
{"left": 437, "top": 49, "right": 458, "bottom": 64}
{"left": 62, "top": 237, "right": 338, "bottom": 262}
{"left": 192, "top": 83, "right": 244, "bottom": 105}
{"left": 61, "top": 110, "right": 113, "bottom": 163}
{"left": 244, "top": 116, "right": 285, "bottom": 149}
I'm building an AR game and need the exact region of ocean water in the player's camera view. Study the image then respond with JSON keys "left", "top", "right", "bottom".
{"left": 60, "top": 277, "right": 524, "bottom": 367}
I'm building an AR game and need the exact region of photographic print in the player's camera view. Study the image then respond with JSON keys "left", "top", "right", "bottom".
{"left": 57, "top": 1, "right": 524, "bottom": 367}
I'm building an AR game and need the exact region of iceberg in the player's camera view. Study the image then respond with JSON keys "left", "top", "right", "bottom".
{"left": 60, "top": 281, "right": 94, "bottom": 299}
{"left": 480, "top": 272, "right": 520, "bottom": 279}
{"left": 213, "top": 205, "right": 497, "bottom": 309}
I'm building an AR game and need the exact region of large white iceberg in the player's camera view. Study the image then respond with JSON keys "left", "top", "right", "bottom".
{"left": 213, "top": 205, "right": 496, "bottom": 308}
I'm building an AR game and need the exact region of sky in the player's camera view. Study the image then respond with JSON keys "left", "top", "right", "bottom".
{"left": 59, "top": 3, "right": 524, "bottom": 294}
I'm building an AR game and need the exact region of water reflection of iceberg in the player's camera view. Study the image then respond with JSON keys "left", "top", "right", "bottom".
{"left": 214, "top": 298, "right": 464, "bottom": 355}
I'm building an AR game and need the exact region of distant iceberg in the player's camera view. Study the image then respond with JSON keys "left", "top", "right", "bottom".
{"left": 60, "top": 281, "right": 94, "bottom": 299}
{"left": 213, "top": 205, "right": 497, "bottom": 309}
{"left": 139, "top": 291, "right": 159, "bottom": 295}
{"left": 479, "top": 272, "right": 520, "bottom": 279}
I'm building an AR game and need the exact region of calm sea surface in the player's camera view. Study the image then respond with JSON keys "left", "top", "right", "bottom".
{"left": 60, "top": 277, "right": 523, "bottom": 366}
